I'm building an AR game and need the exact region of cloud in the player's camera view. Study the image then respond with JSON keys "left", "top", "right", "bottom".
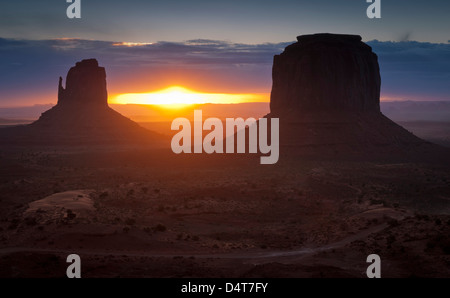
{"left": 0, "top": 37, "right": 449, "bottom": 106}
{"left": 368, "top": 40, "right": 450, "bottom": 99}
{"left": 397, "top": 32, "right": 412, "bottom": 42}
{"left": 0, "top": 37, "right": 291, "bottom": 105}
{"left": 0, "top": 37, "right": 289, "bottom": 70}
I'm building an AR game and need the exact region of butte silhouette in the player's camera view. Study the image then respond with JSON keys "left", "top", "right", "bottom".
{"left": 264, "top": 33, "right": 448, "bottom": 161}
{"left": 0, "top": 59, "right": 161, "bottom": 145}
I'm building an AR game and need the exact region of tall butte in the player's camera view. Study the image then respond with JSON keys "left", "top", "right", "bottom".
{"left": 1, "top": 59, "right": 161, "bottom": 145}
{"left": 57, "top": 59, "right": 108, "bottom": 107}
{"left": 266, "top": 33, "right": 441, "bottom": 159}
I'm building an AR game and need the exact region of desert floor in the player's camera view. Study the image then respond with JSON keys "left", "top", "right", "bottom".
{"left": 0, "top": 145, "right": 449, "bottom": 278}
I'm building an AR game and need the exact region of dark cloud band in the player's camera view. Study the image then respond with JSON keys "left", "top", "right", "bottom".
{"left": 0, "top": 37, "right": 449, "bottom": 106}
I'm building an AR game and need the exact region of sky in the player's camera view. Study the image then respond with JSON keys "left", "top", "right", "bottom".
{"left": 2, "top": 0, "right": 450, "bottom": 43}
{"left": 0, "top": 0, "right": 449, "bottom": 107}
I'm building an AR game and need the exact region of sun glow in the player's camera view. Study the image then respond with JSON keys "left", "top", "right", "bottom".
{"left": 112, "top": 86, "right": 268, "bottom": 108}
{"left": 112, "top": 42, "right": 153, "bottom": 47}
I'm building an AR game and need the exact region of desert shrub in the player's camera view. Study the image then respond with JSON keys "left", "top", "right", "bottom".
{"left": 425, "top": 235, "right": 449, "bottom": 253}
{"left": 369, "top": 199, "right": 384, "bottom": 205}
{"left": 8, "top": 219, "right": 19, "bottom": 230}
{"left": 66, "top": 209, "right": 76, "bottom": 220}
{"left": 154, "top": 224, "right": 166, "bottom": 232}
{"left": 443, "top": 243, "right": 450, "bottom": 255}
{"left": 125, "top": 218, "right": 136, "bottom": 226}
{"left": 388, "top": 219, "right": 399, "bottom": 227}
{"left": 25, "top": 217, "right": 37, "bottom": 226}
{"left": 415, "top": 214, "right": 430, "bottom": 221}
{"left": 340, "top": 222, "right": 349, "bottom": 231}
{"left": 426, "top": 235, "right": 444, "bottom": 249}
{"left": 386, "top": 235, "right": 396, "bottom": 245}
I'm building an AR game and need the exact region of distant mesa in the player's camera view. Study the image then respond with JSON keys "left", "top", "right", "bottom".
{"left": 265, "top": 33, "right": 447, "bottom": 160}
{"left": 0, "top": 59, "right": 162, "bottom": 145}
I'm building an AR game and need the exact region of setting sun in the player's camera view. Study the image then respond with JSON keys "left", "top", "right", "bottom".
{"left": 111, "top": 86, "right": 268, "bottom": 108}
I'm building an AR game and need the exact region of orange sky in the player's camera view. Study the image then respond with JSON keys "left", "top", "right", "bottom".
{"left": 108, "top": 85, "right": 425, "bottom": 108}
{"left": 110, "top": 86, "right": 269, "bottom": 106}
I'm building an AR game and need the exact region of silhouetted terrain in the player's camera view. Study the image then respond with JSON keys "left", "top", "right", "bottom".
{"left": 0, "top": 35, "right": 449, "bottom": 278}
{"left": 0, "top": 59, "right": 165, "bottom": 146}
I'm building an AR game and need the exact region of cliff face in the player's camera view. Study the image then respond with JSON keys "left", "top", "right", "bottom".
{"left": 58, "top": 59, "right": 108, "bottom": 107}
{"left": 270, "top": 34, "right": 381, "bottom": 117}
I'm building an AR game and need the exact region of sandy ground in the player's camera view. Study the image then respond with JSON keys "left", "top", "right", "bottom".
{"left": 0, "top": 147, "right": 449, "bottom": 277}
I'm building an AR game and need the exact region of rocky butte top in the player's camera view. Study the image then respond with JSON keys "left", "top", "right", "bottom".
{"left": 58, "top": 58, "right": 108, "bottom": 107}
{"left": 270, "top": 33, "right": 381, "bottom": 116}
